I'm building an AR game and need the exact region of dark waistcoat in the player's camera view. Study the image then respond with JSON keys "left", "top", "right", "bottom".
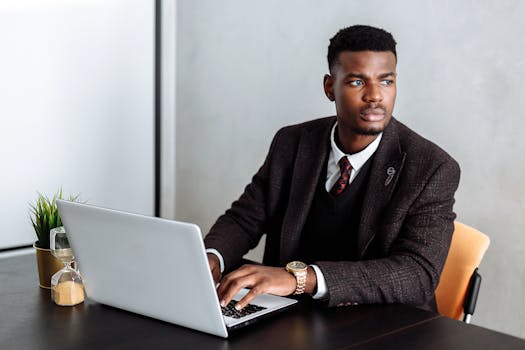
{"left": 298, "top": 155, "right": 373, "bottom": 263}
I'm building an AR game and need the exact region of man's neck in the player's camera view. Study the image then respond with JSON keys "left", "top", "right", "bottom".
{"left": 336, "top": 128, "right": 380, "bottom": 155}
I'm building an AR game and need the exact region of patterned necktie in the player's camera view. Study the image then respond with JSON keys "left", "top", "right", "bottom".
{"left": 330, "top": 157, "right": 352, "bottom": 196}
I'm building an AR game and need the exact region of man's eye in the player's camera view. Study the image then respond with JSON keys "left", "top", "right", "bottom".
{"left": 349, "top": 80, "right": 364, "bottom": 86}
{"left": 381, "top": 80, "right": 394, "bottom": 86}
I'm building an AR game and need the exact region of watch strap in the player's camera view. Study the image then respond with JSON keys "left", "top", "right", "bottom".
{"left": 293, "top": 270, "right": 307, "bottom": 295}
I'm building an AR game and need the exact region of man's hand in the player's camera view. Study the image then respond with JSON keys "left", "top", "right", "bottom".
{"left": 207, "top": 253, "right": 222, "bottom": 285}
{"left": 217, "top": 264, "right": 297, "bottom": 310}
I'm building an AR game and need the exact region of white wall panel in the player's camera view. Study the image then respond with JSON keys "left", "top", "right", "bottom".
{"left": 0, "top": 0, "right": 154, "bottom": 249}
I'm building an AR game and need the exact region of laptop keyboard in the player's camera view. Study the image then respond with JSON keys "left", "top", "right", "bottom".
{"left": 221, "top": 300, "right": 266, "bottom": 319}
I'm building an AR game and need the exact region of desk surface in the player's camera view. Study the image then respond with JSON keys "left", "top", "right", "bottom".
{"left": 1, "top": 254, "right": 523, "bottom": 350}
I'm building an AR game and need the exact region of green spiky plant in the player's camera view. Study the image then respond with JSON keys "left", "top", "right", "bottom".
{"left": 29, "top": 189, "right": 81, "bottom": 249}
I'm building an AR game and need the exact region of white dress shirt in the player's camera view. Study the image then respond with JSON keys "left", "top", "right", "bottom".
{"left": 207, "top": 122, "right": 382, "bottom": 300}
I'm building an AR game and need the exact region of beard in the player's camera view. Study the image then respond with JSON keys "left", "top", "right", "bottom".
{"left": 350, "top": 116, "right": 391, "bottom": 135}
{"left": 338, "top": 103, "right": 392, "bottom": 136}
{"left": 350, "top": 125, "right": 385, "bottom": 135}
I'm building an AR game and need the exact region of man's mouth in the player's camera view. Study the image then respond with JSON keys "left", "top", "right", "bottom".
{"left": 360, "top": 107, "right": 386, "bottom": 122}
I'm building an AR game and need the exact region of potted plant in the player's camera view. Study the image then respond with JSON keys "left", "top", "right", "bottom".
{"left": 29, "top": 189, "right": 80, "bottom": 289}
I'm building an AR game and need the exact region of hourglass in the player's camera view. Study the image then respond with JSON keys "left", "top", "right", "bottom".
{"left": 50, "top": 226, "right": 85, "bottom": 306}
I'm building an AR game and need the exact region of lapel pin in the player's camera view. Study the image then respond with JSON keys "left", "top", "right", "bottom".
{"left": 385, "top": 167, "right": 396, "bottom": 186}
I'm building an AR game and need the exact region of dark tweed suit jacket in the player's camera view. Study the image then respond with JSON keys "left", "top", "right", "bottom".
{"left": 204, "top": 116, "right": 460, "bottom": 311}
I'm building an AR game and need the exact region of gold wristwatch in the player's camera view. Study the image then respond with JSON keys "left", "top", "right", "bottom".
{"left": 285, "top": 261, "right": 308, "bottom": 295}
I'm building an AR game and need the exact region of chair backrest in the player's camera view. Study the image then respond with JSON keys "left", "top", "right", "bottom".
{"left": 435, "top": 221, "right": 490, "bottom": 320}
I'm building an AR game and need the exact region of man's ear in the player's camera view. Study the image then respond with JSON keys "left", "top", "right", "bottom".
{"left": 323, "top": 74, "right": 335, "bottom": 101}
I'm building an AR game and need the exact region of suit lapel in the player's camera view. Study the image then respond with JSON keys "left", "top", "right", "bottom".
{"left": 279, "top": 118, "right": 334, "bottom": 265}
{"left": 357, "top": 118, "right": 406, "bottom": 258}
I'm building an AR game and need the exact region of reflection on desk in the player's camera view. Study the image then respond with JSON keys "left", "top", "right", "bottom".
{"left": 1, "top": 254, "right": 524, "bottom": 350}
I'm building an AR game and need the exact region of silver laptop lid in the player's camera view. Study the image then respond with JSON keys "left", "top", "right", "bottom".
{"left": 56, "top": 200, "right": 228, "bottom": 338}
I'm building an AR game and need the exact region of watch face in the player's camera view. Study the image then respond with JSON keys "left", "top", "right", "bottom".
{"left": 288, "top": 261, "right": 307, "bottom": 270}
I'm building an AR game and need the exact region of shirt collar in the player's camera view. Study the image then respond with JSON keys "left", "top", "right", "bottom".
{"left": 329, "top": 122, "right": 383, "bottom": 171}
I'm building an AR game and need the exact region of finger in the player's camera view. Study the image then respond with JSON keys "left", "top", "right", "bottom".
{"left": 218, "top": 275, "right": 252, "bottom": 307}
{"left": 234, "top": 287, "right": 262, "bottom": 310}
{"left": 212, "top": 268, "right": 222, "bottom": 286}
{"left": 217, "top": 265, "right": 255, "bottom": 300}
{"left": 218, "top": 274, "right": 257, "bottom": 308}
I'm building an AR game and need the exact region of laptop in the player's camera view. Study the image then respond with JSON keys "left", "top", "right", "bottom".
{"left": 56, "top": 200, "right": 297, "bottom": 338}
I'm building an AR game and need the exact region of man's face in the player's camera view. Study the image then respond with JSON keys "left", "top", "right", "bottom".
{"left": 324, "top": 50, "right": 397, "bottom": 136}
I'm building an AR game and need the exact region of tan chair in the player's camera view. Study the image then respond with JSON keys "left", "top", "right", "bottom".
{"left": 435, "top": 221, "right": 490, "bottom": 323}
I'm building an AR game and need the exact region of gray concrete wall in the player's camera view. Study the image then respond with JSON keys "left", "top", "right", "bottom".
{"left": 176, "top": 0, "right": 525, "bottom": 337}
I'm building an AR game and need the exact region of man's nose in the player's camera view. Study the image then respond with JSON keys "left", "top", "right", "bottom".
{"left": 363, "top": 83, "right": 383, "bottom": 103}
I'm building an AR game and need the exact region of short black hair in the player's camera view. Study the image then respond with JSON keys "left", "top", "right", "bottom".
{"left": 327, "top": 25, "right": 397, "bottom": 72}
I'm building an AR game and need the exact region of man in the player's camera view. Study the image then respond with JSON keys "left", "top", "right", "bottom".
{"left": 205, "top": 25, "right": 460, "bottom": 313}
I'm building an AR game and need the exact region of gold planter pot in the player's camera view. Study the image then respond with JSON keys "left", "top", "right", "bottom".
{"left": 34, "top": 243, "right": 63, "bottom": 289}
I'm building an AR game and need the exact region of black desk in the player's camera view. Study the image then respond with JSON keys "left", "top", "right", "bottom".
{"left": 1, "top": 255, "right": 523, "bottom": 349}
